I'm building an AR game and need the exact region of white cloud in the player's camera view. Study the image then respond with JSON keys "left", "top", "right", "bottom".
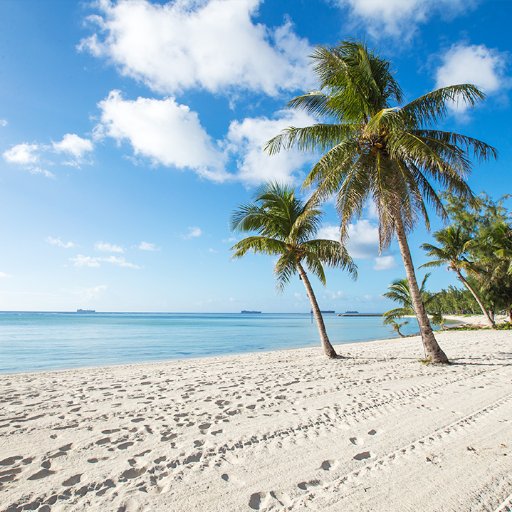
{"left": 319, "top": 220, "right": 390, "bottom": 262}
{"left": 3, "top": 143, "right": 40, "bottom": 165}
{"left": 183, "top": 226, "right": 202, "bottom": 239}
{"left": 318, "top": 220, "right": 381, "bottom": 259}
{"left": 70, "top": 254, "right": 139, "bottom": 269}
{"left": 95, "top": 241, "right": 124, "bottom": 253}
{"left": 53, "top": 133, "right": 93, "bottom": 160}
{"left": 335, "top": 0, "right": 473, "bottom": 38}
{"left": 137, "top": 241, "right": 159, "bottom": 251}
{"left": 346, "top": 220, "right": 380, "bottom": 258}
{"left": 71, "top": 255, "right": 101, "bottom": 268}
{"left": 4, "top": 133, "right": 93, "bottom": 176}
{"left": 102, "top": 255, "right": 140, "bottom": 269}
{"left": 226, "top": 109, "right": 317, "bottom": 185}
{"left": 96, "top": 90, "right": 227, "bottom": 181}
{"left": 0, "top": 119, "right": 7, "bottom": 127}
{"left": 0, "top": 271, "right": 11, "bottom": 279}
{"left": 317, "top": 225, "right": 341, "bottom": 242}
{"left": 373, "top": 255, "right": 396, "bottom": 271}
{"left": 46, "top": 236, "right": 76, "bottom": 249}
{"left": 435, "top": 43, "right": 508, "bottom": 114}
{"left": 79, "top": 0, "right": 313, "bottom": 96}
{"left": 28, "top": 167, "right": 56, "bottom": 179}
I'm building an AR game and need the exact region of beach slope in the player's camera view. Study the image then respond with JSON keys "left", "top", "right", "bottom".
{"left": 1, "top": 330, "right": 511, "bottom": 511}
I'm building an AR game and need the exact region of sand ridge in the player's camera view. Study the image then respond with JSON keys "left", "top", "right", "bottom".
{"left": 0, "top": 330, "right": 511, "bottom": 511}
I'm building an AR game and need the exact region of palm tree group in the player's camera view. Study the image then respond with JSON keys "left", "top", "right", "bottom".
{"left": 233, "top": 41, "right": 496, "bottom": 363}
{"left": 421, "top": 226, "right": 496, "bottom": 327}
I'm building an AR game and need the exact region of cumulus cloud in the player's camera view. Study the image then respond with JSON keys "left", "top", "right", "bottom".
{"left": 373, "top": 255, "right": 396, "bottom": 271}
{"left": 345, "top": 219, "right": 380, "bottom": 259}
{"left": 226, "top": 109, "right": 317, "bottom": 185}
{"left": 137, "top": 241, "right": 159, "bottom": 251}
{"left": 70, "top": 254, "right": 139, "bottom": 269}
{"left": 435, "top": 43, "right": 508, "bottom": 115}
{"left": 318, "top": 220, "right": 379, "bottom": 258}
{"left": 53, "top": 133, "right": 93, "bottom": 160}
{"left": 4, "top": 133, "right": 93, "bottom": 176}
{"left": 318, "top": 220, "right": 396, "bottom": 269}
{"left": 96, "top": 90, "right": 227, "bottom": 181}
{"left": 46, "top": 236, "right": 76, "bottom": 249}
{"left": 183, "top": 226, "right": 202, "bottom": 239}
{"left": 95, "top": 241, "right": 124, "bottom": 253}
{"left": 79, "top": 0, "right": 313, "bottom": 96}
{"left": 3, "top": 143, "right": 40, "bottom": 165}
{"left": 334, "top": 0, "right": 474, "bottom": 38}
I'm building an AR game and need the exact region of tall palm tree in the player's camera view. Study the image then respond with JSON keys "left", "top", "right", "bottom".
{"left": 231, "top": 182, "right": 356, "bottom": 358}
{"left": 421, "top": 226, "right": 495, "bottom": 327}
{"left": 265, "top": 41, "right": 496, "bottom": 363}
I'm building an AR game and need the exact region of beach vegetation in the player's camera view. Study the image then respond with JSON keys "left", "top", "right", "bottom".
{"left": 424, "top": 193, "right": 512, "bottom": 324}
{"left": 231, "top": 182, "right": 357, "bottom": 358}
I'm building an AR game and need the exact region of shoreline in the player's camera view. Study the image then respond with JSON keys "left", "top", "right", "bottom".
{"left": 0, "top": 332, "right": 408, "bottom": 378}
{"left": 1, "top": 330, "right": 511, "bottom": 511}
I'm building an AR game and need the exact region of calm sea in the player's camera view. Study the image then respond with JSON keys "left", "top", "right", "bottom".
{"left": 0, "top": 312, "right": 420, "bottom": 374}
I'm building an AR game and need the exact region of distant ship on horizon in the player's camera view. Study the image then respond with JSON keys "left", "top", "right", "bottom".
{"left": 241, "top": 310, "right": 262, "bottom": 314}
{"left": 76, "top": 309, "right": 95, "bottom": 313}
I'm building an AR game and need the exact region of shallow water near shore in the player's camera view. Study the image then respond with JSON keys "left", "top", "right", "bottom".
{"left": 0, "top": 311, "right": 420, "bottom": 373}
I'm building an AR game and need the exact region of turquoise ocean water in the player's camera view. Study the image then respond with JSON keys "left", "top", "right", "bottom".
{"left": 0, "top": 312, "right": 420, "bottom": 374}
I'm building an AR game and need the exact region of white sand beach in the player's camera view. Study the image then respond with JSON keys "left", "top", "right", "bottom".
{"left": 1, "top": 330, "right": 511, "bottom": 512}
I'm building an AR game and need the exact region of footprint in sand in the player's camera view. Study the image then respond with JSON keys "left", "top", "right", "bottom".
{"left": 353, "top": 451, "right": 372, "bottom": 461}
{"left": 320, "top": 460, "right": 338, "bottom": 471}
{"left": 28, "top": 468, "right": 55, "bottom": 480}
{"left": 297, "top": 479, "right": 321, "bottom": 490}
{"left": 62, "top": 474, "right": 82, "bottom": 486}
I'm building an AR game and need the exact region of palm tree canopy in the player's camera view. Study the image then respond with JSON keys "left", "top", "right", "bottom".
{"left": 383, "top": 274, "right": 435, "bottom": 321}
{"left": 421, "top": 225, "right": 474, "bottom": 272}
{"left": 231, "top": 182, "right": 357, "bottom": 289}
{"left": 265, "top": 41, "right": 497, "bottom": 250}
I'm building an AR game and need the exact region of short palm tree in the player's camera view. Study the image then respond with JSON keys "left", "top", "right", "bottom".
{"left": 265, "top": 41, "right": 496, "bottom": 363}
{"left": 386, "top": 319, "right": 409, "bottom": 338}
{"left": 384, "top": 275, "right": 436, "bottom": 350}
{"left": 421, "top": 226, "right": 495, "bottom": 327}
{"left": 231, "top": 182, "right": 356, "bottom": 358}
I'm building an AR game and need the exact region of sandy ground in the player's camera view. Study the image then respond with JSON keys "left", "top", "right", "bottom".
{"left": 444, "top": 314, "right": 509, "bottom": 327}
{"left": 1, "top": 330, "right": 511, "bottom": 512}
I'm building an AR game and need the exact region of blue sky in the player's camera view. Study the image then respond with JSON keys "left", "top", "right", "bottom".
{"left": 0, "top": 0, "right": 510, "bottom": 313}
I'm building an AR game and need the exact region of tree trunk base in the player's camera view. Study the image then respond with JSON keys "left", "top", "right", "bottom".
{"left": 424, "top": 343, "right": 449, "bottom": 364}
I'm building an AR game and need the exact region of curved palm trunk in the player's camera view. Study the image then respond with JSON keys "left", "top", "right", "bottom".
{"left": 296, "top": 262, "right": 338, "bottom": 359}
{"left": 454, "top": 270, "right": 495, "bottom": 328}
{"left": 395, "top": 218, "right": 449, "bottom": 363}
